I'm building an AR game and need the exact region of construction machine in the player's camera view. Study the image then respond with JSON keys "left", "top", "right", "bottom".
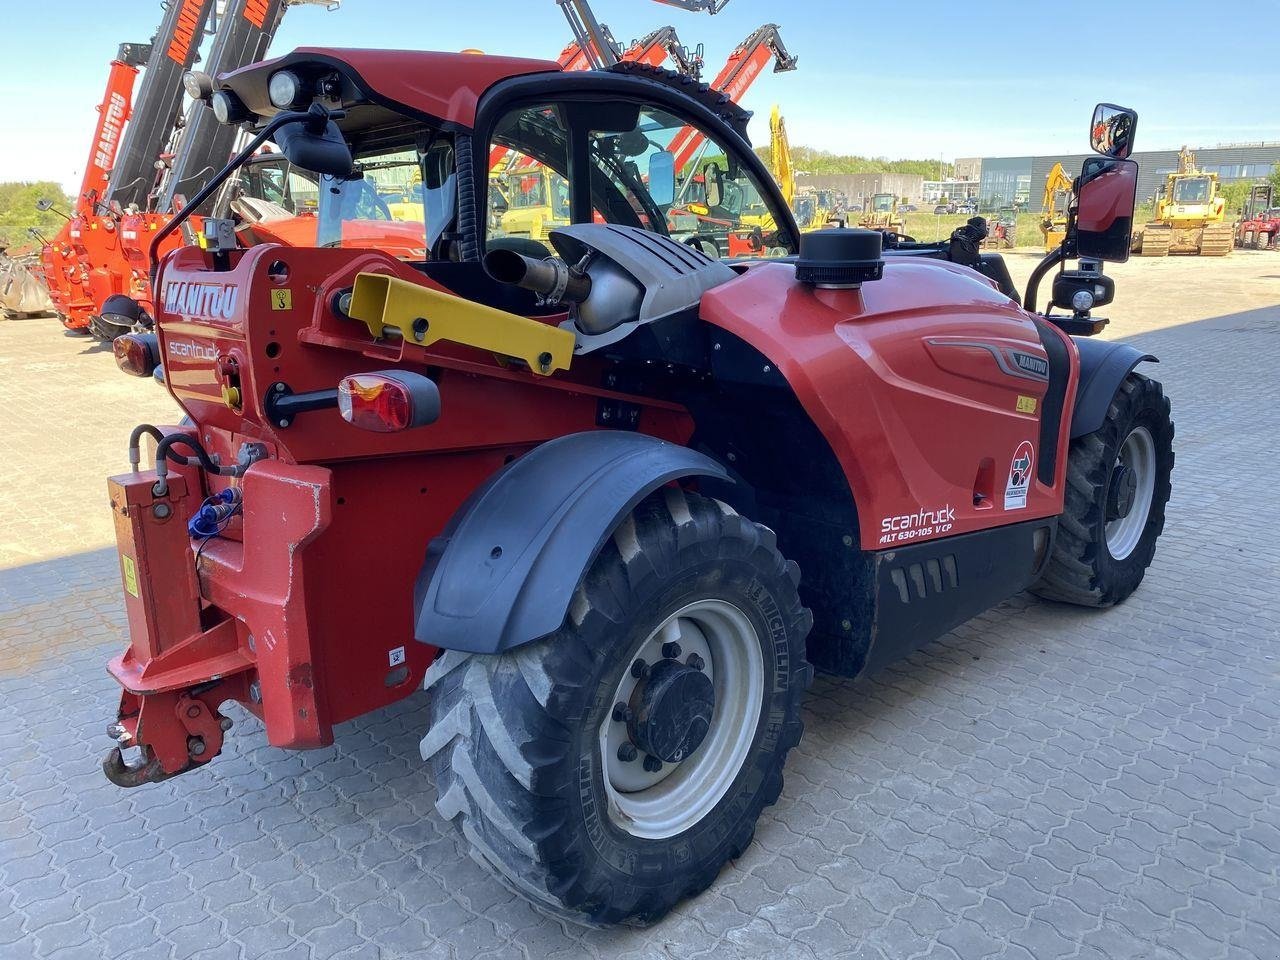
{"left": 101, "top": 68, "right": 1168, "bottom": 928}
{"left": 1236, "top": 183, "right": 1279, "bottom": 250}
{"left": 1040, "top": 162, "right": 1073, "bottom": 252}
{"left": 1133, "top": 146, "right": 1232, "bottom": 257}
{"left": 857, "top": 192, "right": 905, "bottom": 234}
{"left": 36, "top": 0, "right": 336, "bottom": 338}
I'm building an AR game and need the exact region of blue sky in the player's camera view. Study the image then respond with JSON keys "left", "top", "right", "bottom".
{"left": 2, "top": 0, "right": 1276, "bottom": 193}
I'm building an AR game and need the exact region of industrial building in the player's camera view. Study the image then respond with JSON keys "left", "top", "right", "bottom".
{"left": 976, "top": 143, "right": 1280, "bottom": 210}
{"left": 795, "top": 172, "right": 925, "bottom": 207}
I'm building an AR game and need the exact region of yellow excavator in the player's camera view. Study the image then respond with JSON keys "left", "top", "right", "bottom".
{"left": 1039, "top": 162, "right": 1072, "bottom": 252}
{"left": 1133, "top": 146, "right": 1233, "bottom": 257}
{"left": 738, "top": 105, "right": 792, "bottom": 235}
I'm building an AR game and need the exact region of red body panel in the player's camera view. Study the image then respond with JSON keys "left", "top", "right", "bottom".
{"left": 229, "top": 48, "right": 563, "bottom": 126}
{"left": 702, "top": 261, "right": 1079, "bottom": 549}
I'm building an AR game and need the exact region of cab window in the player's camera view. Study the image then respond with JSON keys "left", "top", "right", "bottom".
{"left": 485, "top": 99, "right": 793, "bottom": 259}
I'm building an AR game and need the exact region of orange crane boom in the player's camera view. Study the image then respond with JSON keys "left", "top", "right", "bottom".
{"left": 667, "top": 24, "right": 797, "bottom": 172}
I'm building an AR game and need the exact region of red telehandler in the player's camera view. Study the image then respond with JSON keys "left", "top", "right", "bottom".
{"left": 101, "top": 50, "right": 1171, "bottom": 930}
{"left": 37, "top": 0, "right": 332, "bottom": 339}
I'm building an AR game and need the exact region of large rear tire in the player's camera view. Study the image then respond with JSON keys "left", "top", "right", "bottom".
{"left": 1033, "top": 373, "right": 1173, "bottom": 606}
{"left": 420, "top": 488, "right": 812, "bottom": 926}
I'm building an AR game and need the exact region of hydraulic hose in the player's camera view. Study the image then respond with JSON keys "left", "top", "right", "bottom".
{"left": 151, "top": 433, "right": 242, "bottom": 497}
{"left": 128, "top": 424, "right": 166, "bottom": 472}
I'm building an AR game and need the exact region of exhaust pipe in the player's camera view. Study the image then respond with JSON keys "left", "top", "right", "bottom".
{"left": 483, "top": 249, "right": 591, "bottom": 304}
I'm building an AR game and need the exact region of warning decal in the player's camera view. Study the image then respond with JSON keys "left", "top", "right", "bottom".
{"left": 271, "top": 289, "right": 293, "bottom": 311}
{"left": 121, "top": 555, "right": 139, "bottom": 598}
{"left": 1004, "top": 441, "right": 1035, "bottom": 511}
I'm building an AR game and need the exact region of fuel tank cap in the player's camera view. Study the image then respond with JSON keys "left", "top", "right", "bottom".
{"left": 795, "top": 228, "right": 885, "bottom": 288}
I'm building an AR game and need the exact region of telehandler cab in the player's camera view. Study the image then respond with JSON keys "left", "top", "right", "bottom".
{"left": 103, "top": 55, "right": 1171, "bottom": 925}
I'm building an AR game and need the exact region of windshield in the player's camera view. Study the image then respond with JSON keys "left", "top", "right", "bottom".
{"left": 486, "top": 100, "right": 793, "bottom": 259}
{"left": 236, "top": 136, "right": 449, "bottom": 260}
{"left": 1172, "top": 177, "right": 1211, "bottom": 204}
{"left": 872, "top": 194, "right": 894, "bottom": 212}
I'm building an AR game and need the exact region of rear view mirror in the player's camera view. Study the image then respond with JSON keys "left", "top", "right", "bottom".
{"left": 1090, "top": 103, "right": 1137, "bottom": 160}
{"left": 274, "top": 118, "right": 353, "bottom": 178}
{"left": 1075, "top": 157, "right": 1138, "bottom": 263}
{"left": 703, "top": 162, "right": 723, "bottom": 208}
{"left": 35, "top": 198, "right": 55, "bottom": 212}
{"left": 648, "top": 150, "right": 676, "bottom": 207}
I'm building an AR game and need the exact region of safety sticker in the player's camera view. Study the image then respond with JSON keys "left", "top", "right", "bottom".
{"left": 270, "top": 288, "right": 293, "bottom": 310}
{"left": 1016, "top": 395, "right": 1038, "bottom": 414}
{"left": 388, "top": 646, "right": 406, "bottom": 667}
{"left": 1004, "top": 441, "right": 1035, "bottom": 510}
{"left": 120, "top": 555, "right": 139, "bottom": 598}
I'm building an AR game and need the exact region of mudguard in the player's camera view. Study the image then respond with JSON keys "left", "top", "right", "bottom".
{"left": 413, "top": 431, "right": 732, "bottom": 654}
{"left": 1069, "top": 337, "right": 1157, "bottom": 438}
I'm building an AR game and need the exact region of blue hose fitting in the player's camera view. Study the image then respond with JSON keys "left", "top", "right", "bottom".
{"left": 188, "top": 488, "right": 242, "bottom": 539}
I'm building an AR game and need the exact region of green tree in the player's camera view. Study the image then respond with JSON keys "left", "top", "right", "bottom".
{"left": 0, "top": 181, "right": 72, "bottom": 249}
{"left": 1270, "top": 163, "right": 1280, "bottom": 198}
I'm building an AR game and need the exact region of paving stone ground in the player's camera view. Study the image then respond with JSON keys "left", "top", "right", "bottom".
{"left": 1, "top": 251, "right": 1278, "bottom": 960}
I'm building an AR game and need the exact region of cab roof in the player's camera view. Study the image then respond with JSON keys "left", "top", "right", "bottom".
{"left": 220, "top": 47, "right": 565, "bottom": 128}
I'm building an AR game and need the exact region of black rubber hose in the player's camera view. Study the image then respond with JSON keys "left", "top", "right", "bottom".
{"left": 155, "top": 433, "right": 225, "bottom": 474}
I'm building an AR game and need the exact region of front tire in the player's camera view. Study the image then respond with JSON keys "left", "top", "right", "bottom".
{"left": 1033, "top": 372, "right": 1174, "bottom": 606}
{"left": 420, "top": 488, "right": 812, "bottom": 925}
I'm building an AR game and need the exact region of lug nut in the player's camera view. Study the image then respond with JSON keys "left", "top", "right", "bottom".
{"left": 687, "top": 653, "right": 706, "bottom": 671}
{"left": 617, "top": 742, "right": 638, "bottom": 763}
{"left": 612, "top": 702, "right": 633, "bottom": 723}
{"left": 643, "top": 754, "right": 663, "bottom": 773}
{"left": 630, "top": 658, "right": 649, "bottom": 680}
{"left": 661, "top": 641, "right": 682, "bottom": 660}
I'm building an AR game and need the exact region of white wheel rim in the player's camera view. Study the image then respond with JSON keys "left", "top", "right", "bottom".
{"left": 1105, "top": 426, "right": 1157, "bottom": 561}
{"left": 599, "top": 599, "right": 764, "bottom": 840}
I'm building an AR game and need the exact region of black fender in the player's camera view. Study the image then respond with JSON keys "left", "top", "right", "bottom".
{"left": 1069, "top": 337, "right": 1157, "bottom": 438}
{"left": 413, "top": 431, "right": 732, "bottom": 654}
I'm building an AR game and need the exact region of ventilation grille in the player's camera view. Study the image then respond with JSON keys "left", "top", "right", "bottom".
{"left": 889, "top": 555, "right": 959, "bottom": 604}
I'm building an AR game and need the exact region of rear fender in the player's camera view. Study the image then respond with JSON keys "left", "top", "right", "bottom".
{"left": 1070, "top": 338, "right": 1156, "bottom": 439}
{"left": 413, "top": 431, "right": 731, "bottom": 654}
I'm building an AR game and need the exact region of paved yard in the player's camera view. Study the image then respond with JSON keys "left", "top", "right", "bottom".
{"left": 1, "top": 252, "right": 1278, "bottom": 959}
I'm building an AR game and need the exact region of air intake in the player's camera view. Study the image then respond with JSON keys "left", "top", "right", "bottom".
{"left": 795, "top": 228, "right": 885, "bottom": 288}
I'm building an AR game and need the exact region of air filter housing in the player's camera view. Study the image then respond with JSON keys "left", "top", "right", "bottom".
{"left": 795, "top": 228, "right": 885, "bottom": 288}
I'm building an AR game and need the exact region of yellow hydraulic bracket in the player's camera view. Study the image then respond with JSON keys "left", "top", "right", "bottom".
{"left": 347, "top": 272, "right": 575, "bottom": 376}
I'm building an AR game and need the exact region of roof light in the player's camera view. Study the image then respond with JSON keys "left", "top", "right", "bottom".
{"left": 114, "top": 334, "right": 160, "bottom": 378}
{"left": 210, "top": 90, "right": 249, "bottom": 125}
{"left": 337, "top": 371, "right": 441, "bottom": 432}
{"left": 268, "top": 70, "right": 306, "bottom": 109}
{"left": 183, "top": 71, "right": 214, "bottom": 101}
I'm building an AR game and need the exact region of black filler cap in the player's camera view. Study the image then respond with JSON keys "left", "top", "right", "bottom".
{"left": 795, "top": 228, "right": 885, "bottom": 287}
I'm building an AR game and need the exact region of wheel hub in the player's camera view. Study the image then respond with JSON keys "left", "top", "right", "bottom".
{"left": 628, "top": 659, "right": 715, "bottom": 763}
{"left": 1107, "top": 464, "right": 1138, "bottom": 521}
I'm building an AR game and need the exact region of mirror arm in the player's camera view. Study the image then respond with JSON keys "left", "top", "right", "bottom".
{"left": 1023, "top": 244, "right": 1066, "bottom": 315}
{"left": 147, "top": 103, "right": 344, "bottom": 279}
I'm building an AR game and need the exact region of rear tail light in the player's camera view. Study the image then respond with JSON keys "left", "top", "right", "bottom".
{"left": 114, "top": 333, "right": 160, "bottom": 378}
{"left": 337, "top": 370, "right": 440, "bottom": 432}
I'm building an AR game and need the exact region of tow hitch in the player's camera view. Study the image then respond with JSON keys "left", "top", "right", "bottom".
{"left": 103, "top": 689, "right": 234, "bottom": 788}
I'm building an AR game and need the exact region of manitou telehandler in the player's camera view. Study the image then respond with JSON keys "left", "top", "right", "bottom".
{"left": 102, "top": 57, "right": 1171, "bottom": 928}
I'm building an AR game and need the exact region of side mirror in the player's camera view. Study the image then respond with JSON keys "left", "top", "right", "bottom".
{"left": 648, "top": 150, "right": 675, "bottom": 207}
{"left": 1090, "top": 103, "right": 1137, "bottom": 160}
{"left": 1075, "top": 156, "right": 1138, "bottom": 263}
{"left": 703, "top": 162, "right": 723, "bottom": 208}
{"left": 274, "top": 118, "right": 353, "bottom": 178}
{"left": 35, "top": 198, "right": 54, "bottom": 211}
